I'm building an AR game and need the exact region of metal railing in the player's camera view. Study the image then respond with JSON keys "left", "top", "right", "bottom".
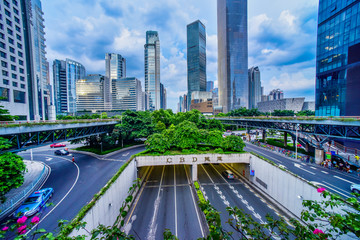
{"left": 0, "top": 118, "right": 117, "bottom": 127}
{"left": 0, "top": 163, "right": 49, "bottom": 220}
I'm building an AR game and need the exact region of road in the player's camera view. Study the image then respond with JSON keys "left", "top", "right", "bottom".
{"left": 14, "top": 144, "right": 145, "bottom": 235}
{"left": 245, "top": 143, "right": 360, "bottom": 198}
{"left": 125, "top": 165, "right": 205, "bottom": 240}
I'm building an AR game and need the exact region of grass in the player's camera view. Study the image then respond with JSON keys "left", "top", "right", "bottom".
{"left": 259, "top": 138, "right": 314, "bottom": 157}
{"left": 74, "top": 142, "right": 142, "bottom": 155}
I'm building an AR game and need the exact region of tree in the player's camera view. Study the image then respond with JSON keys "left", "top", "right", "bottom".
{"left": 155, "top": 121, "right": 166, "bottom": 133}
{"left": 0, "top": 104, "right": 18, "bottom": 121}
{"left": 221, "top": 135, "right": 245, "bottom": 152}
{"left": 207, "top": 118, "right": 224, "bottom": 131}
{"left": 174, "top": 121, "right": 200, "bottom": 150}
{"left": 297, "top": 110, "right": 315, "bottom": 116}
{"left": 206, "top": 130, "right": 224, "bottom": 146}
{"left": 272, "top": 110, "right": 295, "bottom": 116}
{"left": 151, "top": 109, "right": 174, "bottom": 127}
{"left": 145, "top": 133, "right": 170, "bottom": 153}
{"left": 0, "top": 137, "right": 26, "bottom": 203}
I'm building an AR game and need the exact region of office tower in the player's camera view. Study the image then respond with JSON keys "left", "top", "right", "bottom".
{"left": 316, "top": 0, "right": 360, "bottom": 116}
{"left": 144, "top": 30, "right": 160, "bottom": 111}
{"left": 112, "top": 77, "right": 142, "bottom": 111}
{"left": 207, "top": 81, "right": 214, "bottom": 92}
{"left": 53, "top": 59, "right": 86, "bottom": 114}
{"left": 76, "top": 74, "right": 105, "bottom": 112}
{"left": 187, "top": 20, "right": 207, "bottom": 108}
{"left": 105, "top": 53, "right": 126, "bottom": 110}
{"left": 248, "top": 66, "right": 261, "bottom": 109}
{"left": 160, "top": 82, "right": 167, "bottom": 109}
{"left": 0, "top": 0, "right": 29, "bottom": 119}
{"left": 217, "top": 0, "right": 248, "bottom": 113}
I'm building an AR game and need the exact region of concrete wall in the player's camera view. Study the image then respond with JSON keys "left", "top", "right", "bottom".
{"left": 70, "top": 160, "right": 137, "bottom": 237}
{"left": 249, "top": 155, "right": 322, "bottom": 217}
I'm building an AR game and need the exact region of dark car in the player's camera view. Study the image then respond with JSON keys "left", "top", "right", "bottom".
{"left": 13, "top": 188, "right": 54, "bottom": 217}
{"left": 54, "top": 149, "right": 69, "bottom": 155}
{"left": 222, "top": 170, "right": 234, "bottom": 179}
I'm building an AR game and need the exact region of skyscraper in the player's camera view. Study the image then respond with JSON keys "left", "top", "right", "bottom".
{"left": 187, "top": 20, "right": 207, "bottom": 108}
{"left": 160, "top": 83, "right": 167, "bottom": 109}
{"left": 105, "top": 53, "right": 126, "bottom": 110}
{"left": 248, "top": 66, "right": 261, "bottom": 109}
{"left": 144, "top": 31, "right": 160, "bottom": 111}
{"left": 53, "top": 59, "right": 86, "bottom": 114}
{"left": 207, "top": 81, "right": 214, "bottom": 92}
{"left": 316, "top": 0, "right": 360, "bottom": 116}
{"left": 76, "top": 74, "right": 106, "bottom": 112}
{"left": 217, "top": 0, "right": 248, "bottom": 113}
{"left": 112, "top": 77, "right": 143, "bottom": 111}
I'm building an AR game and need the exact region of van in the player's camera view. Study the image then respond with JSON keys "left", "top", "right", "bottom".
{"left": 222, "top": 170, "right": 234, "bottom": 179}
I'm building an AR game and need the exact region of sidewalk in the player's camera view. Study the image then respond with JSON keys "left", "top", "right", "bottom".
{"left": 0, "top": 160, "right": 50, "bottom": 220}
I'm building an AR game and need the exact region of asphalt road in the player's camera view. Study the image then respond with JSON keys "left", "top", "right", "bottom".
{"left": 245, "top": 143, "right": 360, "bottom": 198}
{"left": 125, "top": 165, "right": 205, "bottom": 240}
{"left": 14, "top": 144, "right": 145, "bottom": 236}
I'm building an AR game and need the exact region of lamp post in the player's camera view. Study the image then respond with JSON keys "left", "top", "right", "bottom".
{"left": 295, "top": 123, "right": 300, "bottom": 160}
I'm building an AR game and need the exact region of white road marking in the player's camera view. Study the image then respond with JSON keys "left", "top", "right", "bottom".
{"left": 321, "top": 171, "right": 329, "bottom": 174}
{"left": 45, "top": 157, "right": 52, "bottom": 161}
{"left": 311, "top": 181, "right": 352, "bottom": 198}
{"left": 174, "top": 165, "right": 178, "bottom": 237}
{"left": 310, "top": 167, "right": 317, "bottom": 170}
{"left": 122, "top": 152, "right": 130, "bottom": 156}
{"left": 294, "top": 163, "right": 315, "bottom": 175}
{"left": 334, "top": 176, "right": 356, "bottom": 185}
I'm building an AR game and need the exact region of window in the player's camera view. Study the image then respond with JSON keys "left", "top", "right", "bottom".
{"left": 9, "top": 46, "right": 14, "bottom": 53}
{"left": 17, "top": 42, "right": 21, "bottom": 49}
{"left": 10, "top": 56, "right": 15, "bottom": 62}
{"left": 14, "top": 16, "right": 19, "bottom": 24}
{"left": 7, "top": 28, "right": 13, "bottom": 35}
{"left": 15, "top": 25, "right": 20, "bottom": 32}
{"left": 3, "top": 0, "right": 10, "bottom": 8}
{"left": 16, "top": 34, "right": 20, "bottom": 41}
{"left": 10, "top": 64, "right": 15, "bottom": 71}
{"left": 13, "top": 90, "right": 25, "bottom": 103}
{"left": 17, "top": 51, "right": 22, "bottom": 57}
{"left": 0, "top": 51, "right": 6, "bottom": 58}
{"left": 19, "top": 76, "right": 24, "bottom": 81}
{"left": 19, "top": 68, "right": 23, "bottom": 73}
{"left": 12, "top": 0, "right": 17, "bottom": 6}
{"left": 0, "top": 23, "right": 3, "bottom": 30}
{"left": 0, "top": 87, "right": 9, "bottom": 101}
{"left": 13, "top": 7, "right": 18, "bottom": 15}
{"left": 11, "top": 73, "right": 16, "bottom": 79}
{"left": 5, "top": 9, "right": 11, "bottom": 18}
{"left": 2, "top": 70, "right": 8, "bottom": 76}
{"left": 3, "top": 79, "right": 9, "bottom": 85}
{"left": 8, "top": 37, "right": 14, "bottom": 44}
{"left": 0, "top": 14, "right": 2, "bottom": 20}
{"left": 20, "top": 84, "right": 24, "bottom": 89}
{"left": 12, "top": 81, "right": 17, "bottom": 87}
{"left": 18, "top": 59, "right": 23, "bottom": 65}
{"left": 0, "top": 33, "right": 4, "bottom": 39}
{"left": 0, "top": 41, "right": 5, "bottom": 49}
{"left": 6, "top": 18, "right": 12, "bottom": 27}
{"left": 1, "top": 61, "right": 7, "bottom": 67}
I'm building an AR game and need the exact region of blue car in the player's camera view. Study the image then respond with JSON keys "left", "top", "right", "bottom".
{"left": 13, "top": 188, "right": 54, "bottom": 217}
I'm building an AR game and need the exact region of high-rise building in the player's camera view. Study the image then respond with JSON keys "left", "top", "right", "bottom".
{"left": 160, "top": 82, "right": 167, "bottom": 109}
{"left": 105, "top": 53, "right": 126, "bottom": 111}
{"left": 248, "top": 66, "right": 261, "bottom": 109}
{"left": 53, "top": 59, "right": 86, "bottom": 114}
{"left": 76, "top": 74, "right": 105, "bottom": 112}
{"left": 217, "top": 0, "right": 248, "bottom": 113}
{"left": 187, "top": 20, "right": 206, "bottom": 108}
{"left": 316, "top": 0, "right": 360, "bottom": 116}
{"left": 112, "top": 77, "right": 142, "bottom": 111}
{"left": 207, "top": 81, "right": 214, "bottom": 92}
{"left": 144, "top": 30, "right": 160, "bottom": 111}
{"left": 0, "top": 0, "right": 29, "bottom": 119}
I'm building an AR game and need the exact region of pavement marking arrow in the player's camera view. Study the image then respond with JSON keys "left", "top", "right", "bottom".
{"left": 122, "top": 152, "right": 130, "bottom": 156}
{"left": 45, "top": 157, "right": 52, "bottom": 161}
{"left": 294, "top": 163, "right": 315, "bottom": 175}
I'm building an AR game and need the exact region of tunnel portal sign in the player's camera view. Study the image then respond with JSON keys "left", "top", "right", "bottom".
{"left": 166, "top": 156, "right": 223, "bottom": 164}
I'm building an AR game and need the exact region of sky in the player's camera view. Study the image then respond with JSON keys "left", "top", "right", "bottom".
{"left": 42, "top": 0, "right": 319, "bottom": 112}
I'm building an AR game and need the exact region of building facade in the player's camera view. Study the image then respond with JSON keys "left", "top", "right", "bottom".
{"left": 248, "top": 66, "right": 261, "bottom": 109}
{"left": 53, "top": 59, "right": 86, "bottom": 114}
{"left": 160, "top": 82, "right": 167, "bottom": 109}
{"left": 217, "top": 0, "right": 248, "bottom": 113}
{"left": 144, "top": 31, "right": 160, "bottom": 111}
{"left": 207, "top": 81, "right": 214, "bottom": 92}
{"left": 316, "top": 0, "right": 360, "bottom": 116}
{"left": 258, "top": 98, "right": 315, "bottom": 113}
{"left": 112, "top": 77, "right": 142, "bottom": 111}
{"left": 187, "top": 20, "right": 206, "bottom": 108}
{"left": 76, "top": 74, "right": 105, "bottom": 112}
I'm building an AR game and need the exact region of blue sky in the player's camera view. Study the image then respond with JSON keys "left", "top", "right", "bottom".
{"left": 42, "top": 0, "right": 319, "bottom": 112}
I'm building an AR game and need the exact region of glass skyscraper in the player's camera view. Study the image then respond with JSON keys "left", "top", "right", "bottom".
{"left": 112, "top": 77, "right": 142, "bottom": 111}
{"left": 316, "top": 0, "right": 360, "bottom": 116}
{"left": 76, "top": 74, "right": 105, "bottom": 112}
{"left": 248, "top": 66, "right": 261, "bottom": 109}
{"left": 144, "top": 31, "right": 160, "bottom": 111}
{"left": 53, "top": 59, "right": 86, "bottom": 114}
{"left": 187, "top": 20, "right": 207, "bottom": 108}
{"left": 217, "top": 0, "right": 248, "bottom": 113}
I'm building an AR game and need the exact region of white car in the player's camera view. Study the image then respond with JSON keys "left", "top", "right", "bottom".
{"left": 350, "top": 184, "right": 360, "bottom": 194}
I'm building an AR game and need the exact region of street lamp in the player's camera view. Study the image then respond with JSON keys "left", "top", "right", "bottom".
{"left": 295, "top": 123, "right": 300, "bottom": 160}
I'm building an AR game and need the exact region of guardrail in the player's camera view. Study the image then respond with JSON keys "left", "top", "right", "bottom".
{"left": 0, "top": 162, "right": 50, "bottom": 220}
{"left": 0, "top": 119, "right": 117, "bottom": 127}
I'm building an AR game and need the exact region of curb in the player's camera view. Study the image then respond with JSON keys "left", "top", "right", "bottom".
{"left": 70, "top": 144, "right": 145, "bottom": 159}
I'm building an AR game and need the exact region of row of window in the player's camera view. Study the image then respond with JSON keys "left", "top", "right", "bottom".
{"left": 0, "top": 50, "right": 23, "bottom": 65}
{"left": 0, "top": 86, "right": 25, "bottom": 103}
{"left": 2, "top": 79, "right": 25, "bottom": 88}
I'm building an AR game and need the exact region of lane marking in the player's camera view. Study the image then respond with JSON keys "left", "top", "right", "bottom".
{"left": 334, "top": 176, "right": 356, "bottom": 185}
{"left": 294, "top": 163, "right": 315, "bottom": 175}
{"left": 310, "top": 167, "right": 317, "bottom": 170}
{"left": 321, "top": 171, "right": 329, "bottom": 174}
{"left": 184, "top": 165, "right": 205, "bottom": 237}
{"left": 27, "top": 156, "right": 80, "bottom": 234}
{"left": 174, "top": 165, "right": 178, "bottom": 237}
{"left": 311, "top": 181, "right": 352, "bottom": 198}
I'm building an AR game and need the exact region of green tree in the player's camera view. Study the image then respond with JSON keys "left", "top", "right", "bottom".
{"left": 145, "top": 133, "right": 170, "bottom": 153}
{"left": 206, "top": 130, "right": 224, "bottom": 146}
{"left": 100, "top": 112, "right": 108, "bottom": 119}
{"left": 151, "top": 109, "right": 174, "bottom": 127}
{"left": 0, "top": 137, "right": 26, "bottom": 203}
{"left": 297, "top": 110, "right": 315, "bottom": 116}
{"left": 221, "top": 135, "right": 245, "bottom": 152}
{"left": 207, "top": 118, "right": 224, "bottom": 131}
{"left": 174, "top": 120, "right": 200, "bottom": 149}
{"left": 155, "top": 121, "right": 166, "bottom": 133}
{"left": 0, "top": 104, "right": 18, "bottom": 121}
{"left": 272, "top": 110, "right": 295, "bottom": 116}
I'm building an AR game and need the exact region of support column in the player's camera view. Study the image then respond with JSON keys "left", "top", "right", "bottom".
{"left": 192, "top": 164, "right": 198, "bottom": 181}
{"left": 305, "top": 143, "right": 310, "bottom": 152}
{"left": 283, "top": 132, "right": 287, "bottom": 147}
{"left": 262, "top": 129, "right": 267, "bottom": 143}
{"left": 315, "top": 149, "right": 324, "bottom": 164}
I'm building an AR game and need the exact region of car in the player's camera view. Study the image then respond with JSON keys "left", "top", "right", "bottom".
{"left": 50, "top": 143, "right": 66, "bottom": 148}
{"left": 13, "top": 188, "right": 54, "bottom": 217}
{"left": 54, "top": 149, "right": 69, "bottom": 155}
{"left": 222, "top": 170, "right": 234, "bottom": 180}
{"left": 350, "top": 184, "right": 360, "bottom": 194}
